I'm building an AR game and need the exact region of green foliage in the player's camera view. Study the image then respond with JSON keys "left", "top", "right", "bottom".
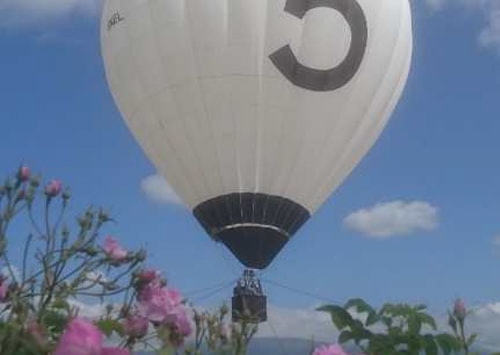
{"left": 0, "top": 167, "right": 145, "bottom": 354}
{"left": 318, "top": 298, "right": 472, "bottom": 355}
{"left": 96, "top": 318, "right": 124, "bottom": 338}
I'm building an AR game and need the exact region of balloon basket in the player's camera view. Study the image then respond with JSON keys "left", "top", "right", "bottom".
{"left": 232, "top": 294, "right": 267, "bottom": 323}
{"left": 232, "top": 269, "right": 267, "bottom": 323}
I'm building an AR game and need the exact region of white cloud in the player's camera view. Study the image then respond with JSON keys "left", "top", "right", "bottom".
{"left": 257, "top": 306, "right": 336, "bottom": 342}
{"left": 425, "top": 0, "right": 448, "bottom": 12}
{"left": 67, "top": 298, "right": 107, "bottom": 319}
{"left": 463, "top": 302, "right": 500, "bottom": 351}
{"left": 140, "top": 174, "right": 184, "bottom": 207}
{"left": 426, "top": 0, "right": 500, "bottom": 51}
{"left": 492, "top": 235, "right": 500, "bottom": 247}
{"left": 0, "top": 0, "right": 101, "bottom": 27}
{"left": 344, "top": 200, "right": 438, "bottom": 239}
{"left": 479, "top": 7, "right": 500, "bottom": 50}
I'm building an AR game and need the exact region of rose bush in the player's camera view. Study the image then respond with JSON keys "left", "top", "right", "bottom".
{"left": 0, "top": 165, "right": 193, "bottom": 354}
{"left": 0, "top": 166, "right": 258, "bottom": 355}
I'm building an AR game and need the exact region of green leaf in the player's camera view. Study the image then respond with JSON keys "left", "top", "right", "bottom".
{"left": 352, "top": 328, "right": 372, "bottom": 345}
{"left": 343, "top": 298, "right": 380, "bottom": 330}
{"left": 338, "top": 330, "right": 354, "bottom": 344}
{"left": 435, "top": 333, "right": 461, "bottom": 355}
{"left": 369, "top": 334, "right": 396, "bottom": 354}
{"left": 317, "top": 305, "right": 354, "bottom": 331}
{"left": 406, "top": 333, "right": 423, "bottom": 353}
{"left": 366, "top": 311, "right": 379, "bottom": 327}
{"left": 466, "top": 333, "right": 478, "bottom": 347}
{"left": 408, "top": 314, "right": 422, "bottom": 334}
{"left": 96, "top": 319, "right": 123, "bottom": 338}
{"left": 423, "top": 334, "right": 438, "bottom": 355}
{"left": 418, "top": 312, "right": 437, "bottom": 331}
{"left": 380, "top": 315, "right": 393, "bottom": 329}
{"left": 415, "top": 304, "right": 427, "bottom": 311}
{"left": 447, "top": 312, "right": 458, "bottom": 334}
{"left": 344, "top": 298, "right": 375, "bottom": 315}
{"left": 51, "top": 298, "right": 70, "bottom": 312}
{"left": 40, "top": 310, "right": 67, "bottom": 334}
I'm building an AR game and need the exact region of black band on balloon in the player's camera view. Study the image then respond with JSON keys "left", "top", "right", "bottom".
{"left": 193, "top": 193, "right": 310, "bottom": 269}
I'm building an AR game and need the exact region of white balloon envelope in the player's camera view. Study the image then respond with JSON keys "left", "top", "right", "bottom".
{"left": 101, "top": 0, "right": 413, "bottom": 269}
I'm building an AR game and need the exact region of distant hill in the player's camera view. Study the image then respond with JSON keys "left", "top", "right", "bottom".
{"left": 248, "top": 337, "right": 318, "bottom": 355}
{"left": 134, "top": 337, "right": 496, "bottom": 355}
{"left": 134, "top": 338, "right": 319, "bottom": 355}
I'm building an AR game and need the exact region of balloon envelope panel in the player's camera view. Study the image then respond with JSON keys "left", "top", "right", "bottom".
{"left": 101, "top": 0, "right": 413, "bottom": 268}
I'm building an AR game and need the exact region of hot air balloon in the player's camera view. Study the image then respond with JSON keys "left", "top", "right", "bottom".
{"left": 101, "top": 0, "right": 413, "bottom": 322}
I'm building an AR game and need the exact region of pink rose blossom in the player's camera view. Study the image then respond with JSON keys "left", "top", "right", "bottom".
{"left": 54, "top": 319, "right": 129, "bottom": 355}
{"left": 45, "top": 179, "right": 62, "bottom": 197}
{"left": 137, "top": 285, "right": 191, "bottom": 337}
{"left": 137, "top": 286, "right": 179, "bottom": 322}
{"left": 165, "top": 288, "right": 182, "bottom": 305}
{"left": 167, "top": 306, "right": 192, "bottom": 337}
{"left": 54, "top": 319, "right": 102, "bottom": 355}
{"left": 122, "top": 315, "right": 149, "bottom": 339}
{"left": 312, "top": 344, "right": 349, "bottom": 355}
{"left": 135, "top": 269, "right": 163, "bottom": 294}
{"left": 18, "top": 166, "right": 30, "bottom": 182}
{"left": 166, "top": 306, "right": 192, "bottom": 347}
{"left": 453, "top": 298, "right": 466, "bottom": 321}
{"left": 103, "top": 236, "right": 128, "bottom": 262}
{"left": 137, "top": 269, "right": 160, "bottom": 285}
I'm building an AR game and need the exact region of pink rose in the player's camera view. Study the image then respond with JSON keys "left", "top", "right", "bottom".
{"left": 137, "top": 285, "right": 191, "bottom": 337}
{"left": 137, "top": 269, "right": 159, "bottom": 285}
{"left": 18, "top": 166, "right": 30, "bottom": 182}
{"left": 103, "top": 236, "right": 128, "bottom": 262}
{"left": 453, "top": 298, "right": 466, "bottom": 321}
{"left": 45, "top": 179, "right": 62, "bottom": 197}
{"left": 137, "top": 286, "right": 178, "bottom": 323}
{"left": 165, "top": 288, "right": 182, "bottom": 305}
{"left": 165, "top": 306, "right": 192, "bottom": 347}
{"left": 54, "top": 319, "right": 129, "bottom": 355}
{"left": 312, "top": 344, "right": 349, "bottom": 355}
{"left": 168, "top": 306, "right": 192, "bottom": 337}
{"left": 135, "top": 269, "right": 163, "bottom": 294}
{"left": 54, "top": 319, "right": 102, "bottom": 355}
{"left": 122, "top": 315, "right": 149, "bottom": 339}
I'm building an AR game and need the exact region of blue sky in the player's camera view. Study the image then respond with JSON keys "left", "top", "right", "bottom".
{"left": 2, "top": 0, "right": 500, "bottom": 347}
